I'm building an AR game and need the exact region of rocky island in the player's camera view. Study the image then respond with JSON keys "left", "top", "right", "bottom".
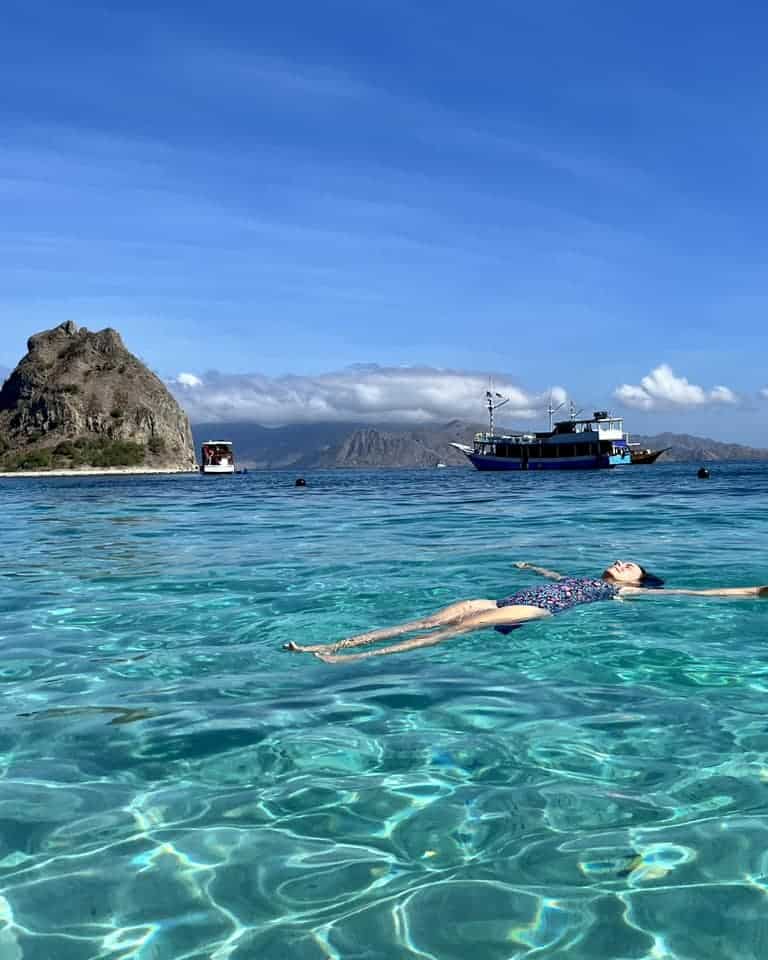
{"left": 0, "top": 321, "right": 196, "bottom": 473}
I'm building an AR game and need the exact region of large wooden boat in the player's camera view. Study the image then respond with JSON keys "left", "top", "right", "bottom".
{"left": 629, "top": 445, "right": 670, "bottom": 464}
{"left": 451, "top": 393, "right": 632, "bottom": 471}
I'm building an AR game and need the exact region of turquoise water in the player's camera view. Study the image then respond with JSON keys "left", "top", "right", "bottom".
{"left": 1, "top": 464, "right": 768, "bottom": 959}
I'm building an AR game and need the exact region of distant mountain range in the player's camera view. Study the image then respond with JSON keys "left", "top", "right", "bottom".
{"left": 192, "top": 421, "right": 768, "bottom": 468}
{"left": 629, "top": 432, "right": 768, "bottom": 464}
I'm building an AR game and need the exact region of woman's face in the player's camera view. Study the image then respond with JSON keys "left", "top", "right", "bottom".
{"left": 604, "top": 560, "right": 644, "bottom": 583}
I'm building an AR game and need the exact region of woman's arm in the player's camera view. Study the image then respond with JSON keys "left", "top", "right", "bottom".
{"left": 515, "top": 561, "right": 563, "bottom": 580}
{"left": 619, "top": 584, "right": 768, "bottom": 599}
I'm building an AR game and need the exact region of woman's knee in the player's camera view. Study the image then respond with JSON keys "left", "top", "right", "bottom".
{"left": 427, "top": 599, "right": 492, "bottom": 624}
{"left": 465, "top": 599, "right": 497, "bottom": 614}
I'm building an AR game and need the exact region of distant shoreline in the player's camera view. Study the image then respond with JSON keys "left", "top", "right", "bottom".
{"left": 0, "top": 466, "right": 198, "bottom": 478}
{"left": 2, "top": 460, "right": 766, "bottom": 479}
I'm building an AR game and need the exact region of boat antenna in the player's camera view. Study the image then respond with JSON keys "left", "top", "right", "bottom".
{"left": 485, "top": 384, "right": 509, "bottom": 436}
{"left": 547, "top": 393, "right": 566, "bottom": 431}
{"left": 568, "top": 400, "right": 583, "bottom": 421}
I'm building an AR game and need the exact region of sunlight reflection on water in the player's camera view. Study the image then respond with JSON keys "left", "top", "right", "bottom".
{"left": 1, "top": 464, "right": 767, "bottom": 958}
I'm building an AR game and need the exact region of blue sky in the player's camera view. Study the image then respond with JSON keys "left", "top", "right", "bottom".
{"left": 2, "top": 0, "right": 767, "bottom": 439}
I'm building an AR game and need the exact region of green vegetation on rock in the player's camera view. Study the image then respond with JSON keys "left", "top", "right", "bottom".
{"left": 2, "top": 437, "right": 146, "bottom": 471}
{"left": 7, "top": 449, "right": 53, "bottom": 471}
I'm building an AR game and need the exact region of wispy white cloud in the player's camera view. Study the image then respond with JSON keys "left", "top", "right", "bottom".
{"left": 709, "top": 384, "right": 738, "bottom": 404}
{"left": 760, "top": 387, "right": 768, "bottom": 400}
{"left": 614, "top": 364, "right": 738, "bottom": 411}
{"left": 169, "top": 365, "right": 567, "bottom": 426}
{"left": 193, "top": 50, "right": 372, "bottom": 102}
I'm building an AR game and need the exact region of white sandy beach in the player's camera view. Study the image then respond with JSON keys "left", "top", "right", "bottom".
{"left": 0, "top": 466, "right": 198, "bottom": 478}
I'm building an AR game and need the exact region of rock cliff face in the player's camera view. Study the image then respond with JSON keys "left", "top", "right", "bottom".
{"left": 0, "top": 321, "right": 196, "bottom": 470}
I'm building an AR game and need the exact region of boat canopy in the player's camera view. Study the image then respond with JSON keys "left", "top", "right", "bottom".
{"left": 553, "top": 413, "right": 624, "bottom": 439}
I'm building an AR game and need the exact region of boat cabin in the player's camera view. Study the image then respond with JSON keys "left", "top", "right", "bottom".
{"left": 552, "top": 411, "right": 624, "bottom": 439}
{"left": 200, "top": 441, "right": 236, "bottom": 474}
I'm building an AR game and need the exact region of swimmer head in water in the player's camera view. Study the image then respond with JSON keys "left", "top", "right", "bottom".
{"left": 602, "top": 560, "right": 664, "bottom": 588}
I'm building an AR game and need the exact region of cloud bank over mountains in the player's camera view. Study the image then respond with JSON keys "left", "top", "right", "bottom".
{"left": 168, "top": 361, "right": 761, "bottom": 426}
{"left": 614, "top": 364, "right": 738, "bottom": 411}
{"left": 169, "top": 366, "right": 567, "bottom": 426}
{"left": 0, "top": 357, "right": 760, "bottom": 427}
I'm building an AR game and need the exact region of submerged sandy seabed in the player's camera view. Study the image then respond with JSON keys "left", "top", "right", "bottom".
{"left": 0, "top": 466, "right": 198, "bottom": 478}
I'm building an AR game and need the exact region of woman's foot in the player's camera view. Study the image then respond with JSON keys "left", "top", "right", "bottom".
{"left": 284, "top": 640, "right": 338, "bottom": 654}
{"left": 283, "top": 641, "right": 317, "bottom": 653}
{"left": 314, "top": 650, "right": 361, "bottom": 664}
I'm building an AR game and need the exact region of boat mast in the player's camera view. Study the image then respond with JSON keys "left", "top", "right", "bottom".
{"left": 547, "top": 393, "right": 565, "bottom": 431}
{"left": 485, "top": 385, "right": 509, "bottom": 436}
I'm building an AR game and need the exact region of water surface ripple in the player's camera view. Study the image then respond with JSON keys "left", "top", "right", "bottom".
{"left": 1, "top": 464, "right": 768, "bottom": 958}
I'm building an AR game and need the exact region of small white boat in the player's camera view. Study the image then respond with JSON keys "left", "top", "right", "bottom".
{"left": 200, "top": 441, "right": 236, "bottom": 474}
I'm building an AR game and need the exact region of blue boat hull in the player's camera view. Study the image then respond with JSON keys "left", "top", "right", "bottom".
{"left": 467, "top": 454, "right": 626, "bottom": 471}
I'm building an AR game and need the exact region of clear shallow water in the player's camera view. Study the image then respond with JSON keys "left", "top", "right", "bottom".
{"left": 1, "top": 463, "right": 768, "bottom": 960}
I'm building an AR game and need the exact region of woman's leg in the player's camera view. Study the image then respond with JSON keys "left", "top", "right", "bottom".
{"left": 284, "top": 599, "right": 497, "bottom": 654}
{"left": 315, "top": 604, "right": 549, "bottom": 663}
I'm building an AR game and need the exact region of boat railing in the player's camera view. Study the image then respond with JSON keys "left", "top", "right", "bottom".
{"left": 474, "top": 432, "right": 538, "bottom": 444}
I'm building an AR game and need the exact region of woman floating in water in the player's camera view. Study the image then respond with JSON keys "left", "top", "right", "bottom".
{"left": 284, "top": 560, "right": 767, "bottom": 663}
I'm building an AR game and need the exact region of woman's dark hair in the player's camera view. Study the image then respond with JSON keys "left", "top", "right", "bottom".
{"left": 638, "top": 566, "right": 665, "bottom": 589}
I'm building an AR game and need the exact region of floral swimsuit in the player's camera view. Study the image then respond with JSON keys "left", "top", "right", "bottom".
{"left": 497, "top": 576, "right": 619, "bottom": 614}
